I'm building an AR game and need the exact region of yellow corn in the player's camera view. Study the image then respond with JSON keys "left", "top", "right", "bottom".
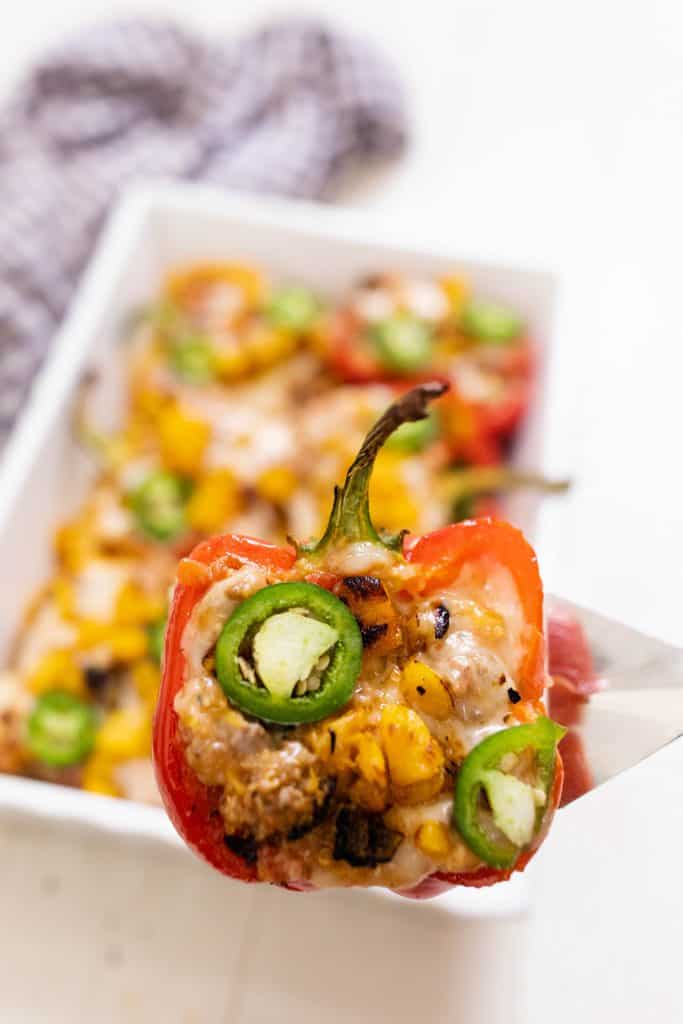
{"left": 94, "top": 707, "right": 150, "bottom": 761}
{"left": 356, "top": 735, "right": 387, "bottom": 788}
{"left": 115, "top": 583, "right": 165, "bottom": 627}
{"left": 440, "top": 274, "right": 471, "bottom": 316}
{"left": 27, "top": 650, "right": 85, "bottom": 698}
{"left": 77, "top": 621, "right": 149, "bottom": 662}
{"left": 400, "top": 660, "right": 453, "bottom": 720}
{"left": 255, "top": 466, "right": 298, "bottom": 504}
{"left": 131, "top": 660, "right": 161, "bottom": 709}
{"left": 246, "top": 326, "right": 297, "bottom": 369}
{"left": 415, "top": 821, "right": 451, "bottom": 859}
{"left": 370, "top": 452, "right": 419, "bottom": 533}
{"left": 186, "top": 469, "right": 240, "bottom": 533}
{"left": 54, "top": 522, "right": 91, "bottom": 573}
{"left": 52, "top": 578, "right": 76, "bottom": 620}
{"left": 214, "top": 346, "right": 251, "bottom": 381}
{"left": 132, "top": 385, "right": 168, "bottom": 419}
{"left": 158, "top": 404, "right": 210, "bottom": 476}
{"left": 379, "top": 705, "right": 444, "bottom": 803}
{"left": 82, "top": 754, "right": 120, "bottom": 797}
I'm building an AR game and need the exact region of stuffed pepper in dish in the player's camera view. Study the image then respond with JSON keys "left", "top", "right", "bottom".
{"left": 154, "top": 384, "right": 564, "bottom": 895}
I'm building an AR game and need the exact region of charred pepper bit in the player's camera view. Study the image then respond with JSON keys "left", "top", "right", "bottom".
{"left": 224, "top": 833, "right": 258, "bottom": 865}
{"left": 433, "top": 604, "right": 450, "bottom": 640}
{"left": 400, "top": 660, "right": 453, "bottom": 720}
{"left": 303, "top": 381, "right": 449, "bottom": 557}
{"left": 379, "top": 705, "right": 445, "bottom": 804}
{"left": 337, "top": 575, "right": 402, "bottom": 654}
{"left": 215, "top": 582, "right": 362, "bottom": 725}
{"left": 453, "top": 716, "right": 565, "bottom": 869}
{"left": 333, "top": 806, "right": 402, "bottom": 867}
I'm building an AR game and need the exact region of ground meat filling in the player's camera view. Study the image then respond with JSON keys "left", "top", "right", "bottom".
{"left": 177, "top": 676, "right": 330, "bottom": 842}
{"left": 175, "top": 559, "right": 529, "bottom": 888}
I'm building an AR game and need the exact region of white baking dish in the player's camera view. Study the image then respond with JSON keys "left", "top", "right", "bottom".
{"left": 0, "top": 182, "right": 557, "bottom": 914}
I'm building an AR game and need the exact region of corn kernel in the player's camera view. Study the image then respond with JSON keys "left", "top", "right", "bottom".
{"left": 379, "top": 705, "right": 444, "bottom": 802}
{"left": 439, "top": 274, "right": 471, "bottom": 316}
{"left": 95, "top": 707, "right": 150, "bottom": 761}
{"left": 356, "top": 735, "right": 387, "bottom": 787}
{"left": 82, "top": 754, "right": 120, "bottom": 797}
{"left": 415, "top": 820, "right": 452, "bottom": 859}
{"left": 158, "top": 404, "right": 210, "bottom": 476}
{"left": 131, "top": 660, "right": 161, "bottom": 708}
{"left": 400, "top": 660, "right": 453, "bottom": 720}
{"left": 132, "top": 385, "right": 167, "bottom": 419}
{"left": 186, "top": 469, "right": 240, "bottom": 533}
{"left": 214, "top": 346, "right": 251, "bottom": 381}
{"left": 246, "top": 326, "right": 296, "bottom": 369}
{"left": 115, "top": 583, "right": 165, "bottom": 627}
{"left": 54, "top": 522, "right": 91, "bottom": 573}
{"left": 27, "top": 650, "right": 85, "bottom": 697}
{"left": 110, "top": 627, "right": 149, "bottom": 662}
{"left": 77, "top": 621, "right": 149, "bottom": 662}
{"left": 370, "top": 452, "right": 419, "bottom": 533}
{"left": 255, "top": 466, "right": 298, "bottom": 504}
{"left": 52, "top": 578, "right": 75, "bottom": 620}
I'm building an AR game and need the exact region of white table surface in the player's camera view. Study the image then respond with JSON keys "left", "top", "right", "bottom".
{"left": 0, "top": 2, "right": 681, "bottom": 1021}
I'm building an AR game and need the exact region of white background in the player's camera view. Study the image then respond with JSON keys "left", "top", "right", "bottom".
{"left": 0, "top": 3, "right": 681, "bottom": 1022}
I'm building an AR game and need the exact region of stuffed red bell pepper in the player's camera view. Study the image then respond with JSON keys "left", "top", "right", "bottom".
{"left": 323, "top": 272, "right": 535, "bottom": 463}
{"left": 153, "top": 383, "right": 565, "bottom": 895}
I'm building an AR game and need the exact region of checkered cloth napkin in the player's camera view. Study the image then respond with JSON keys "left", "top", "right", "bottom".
{"left": 0, "top": 18, "right": 407, "bottom": 445}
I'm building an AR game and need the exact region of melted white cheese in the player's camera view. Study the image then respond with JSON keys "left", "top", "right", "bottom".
{"left": 182, "top": 565, "right": 269, "bottom": 676}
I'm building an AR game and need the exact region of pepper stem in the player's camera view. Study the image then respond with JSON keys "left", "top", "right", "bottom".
{"left": 447, "top": 466, "right": 570, "bottom": 509}
{"left": 307, "top": 381, "right": 449, "bottom": 554}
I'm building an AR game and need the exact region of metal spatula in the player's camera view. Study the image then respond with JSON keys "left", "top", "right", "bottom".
{"left": 547, "top": 596, "right": 683, "bottom": 790}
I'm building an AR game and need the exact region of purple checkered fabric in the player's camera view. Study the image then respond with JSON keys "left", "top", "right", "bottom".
{"left": 0, "top": 18, "right": 407, "bottom": 445}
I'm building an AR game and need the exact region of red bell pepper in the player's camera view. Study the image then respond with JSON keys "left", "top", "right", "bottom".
{"left": 326, "top": 301, "right": 535, "bottom": 455}
{"left": 153, "top": 534, "right": 295, "bottom": 882}
{"left": 153, "top": 383, "right": 563, "bottom": 896}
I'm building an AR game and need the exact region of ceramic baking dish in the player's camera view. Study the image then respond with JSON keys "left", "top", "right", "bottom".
{"left": 0, "top": 182, "right": 557, "bottom": 912}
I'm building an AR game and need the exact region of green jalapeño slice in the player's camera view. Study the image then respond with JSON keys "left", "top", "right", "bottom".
{"left": 26, "top": 691, "right": 97, "bottom": 767}
{"left": 453, "top": 716, "right": 566, "bottom": 869}
{"left": 130, "top": 471, "right": 192, "bottom": 542}
{"left": 215, "top": 582, "right": 362, "bottom": 725}
{"left": 369, "top": 315, "right": 433, "bottom": 374}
